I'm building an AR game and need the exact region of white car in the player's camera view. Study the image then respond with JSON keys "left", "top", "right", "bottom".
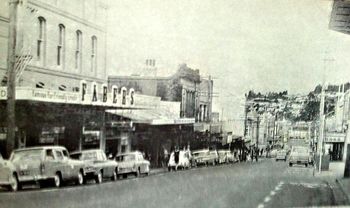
{"left": 218, "top": 150, "right": 235, "bottom": 164}
{"left": 115, "top": 151, "right": 150, "bottom": 178}
{"left": 0, "top": 154, "right": 18, "bottom": 191}
{"left": 168, "top": 150, "right": 191, "bottom": 171}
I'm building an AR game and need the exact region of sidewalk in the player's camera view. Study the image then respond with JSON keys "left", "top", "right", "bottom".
{"left": 336, "top": 178, "right": 350, "bottom": 203}
{"left": 149, "top": 167, "right": 167, "bottom": 175}
{"left": 313, "top": 161, "right": 350, "bottom": 204}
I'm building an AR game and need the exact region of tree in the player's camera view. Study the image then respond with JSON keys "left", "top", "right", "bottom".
{"left": 297, "top": 93, "right": 319, "bottom": 121}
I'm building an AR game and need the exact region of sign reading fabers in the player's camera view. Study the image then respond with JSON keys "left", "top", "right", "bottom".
{"left": 0, "top": 81, "right": 136, "bottom": 107}
{"left": 80, "top": 81, "right": 134, "bottom": 106}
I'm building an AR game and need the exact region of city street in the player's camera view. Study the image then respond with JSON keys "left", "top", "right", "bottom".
{"left": 0, "top": 158, "right": 348, "bottom": 208}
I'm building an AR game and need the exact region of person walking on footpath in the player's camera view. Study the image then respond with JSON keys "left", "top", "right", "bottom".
{"left": 254, "top": 145, "right": 259, "bottom": 162}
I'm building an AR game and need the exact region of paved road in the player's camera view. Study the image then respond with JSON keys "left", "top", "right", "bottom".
{"left": 0, "top": 159, "right": 348, "bottom": 208}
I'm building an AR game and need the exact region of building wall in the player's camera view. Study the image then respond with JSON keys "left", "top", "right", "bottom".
{"left": 108, "top": 76, "right": 160, "bottom": 96}
{"left": 108, "top": 64, "right": 208, "bottom": 120}
{"left": 198, "top": 78, "right": 213, "bottom": 122}
{"left": 0, "top": 0, "right": 107, "bottom": 92}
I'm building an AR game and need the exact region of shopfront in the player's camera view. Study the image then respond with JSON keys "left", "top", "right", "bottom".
{"left": 0, "top": 84, "right": 156, "bottom": 156}
{"left": 324, "top": 132, "right": 346, "bottom": 161}
{"left": 107, "top": 105, "right": 195, "bottom": 168}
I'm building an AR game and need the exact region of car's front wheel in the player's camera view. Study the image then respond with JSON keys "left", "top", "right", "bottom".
{"left": 76, "top": 171, "right": 84, "bottom": 185}
{"left": 112, "top": 169, "right": 117, "bottom": 181}
{"left": 53, "top": 173, "right": 62, "bottom": 188}
{"left": 95, "top": 170, "right": 103, "bottom": 184}
{"left": 135, "top": 168, "right": 141, "bottom": 177}
{"left": 8, "top": 173, "right": 19, "bottom": 192}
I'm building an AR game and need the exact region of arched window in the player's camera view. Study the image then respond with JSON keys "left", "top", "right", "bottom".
{"left": 37, "top": 17, "right": 46, "bottom": 64}
{"left": 91, "top": 36, "right": 97, "bottom": 72}
{"left": 57, "top": 24, "right": 65, "bottom": 67}
{"left": 75, "top": 30, "right": 82, "bottom": 70}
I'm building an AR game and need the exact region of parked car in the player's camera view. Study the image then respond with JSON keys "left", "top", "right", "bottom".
{"left": 70, "top": 149, "right": 118, "bottom": 183}
{"left": 276, "top": 149, "right": 287, "bottom": 161}
{"left": 289, "top": 146, "right": 309, "bottom": 167}
{"left": 168, "top": 150, "right": 191, "bottom": 171}
{"left": 192, "top": 149, "right": 218, "bottom": 166}
{"left": 269, "top": 149, "right": 278, "bottom": 158}
{"left": 218, "top": 150, "right": 235, "bottom": 164}
{"left": 0, "top": 154, "right": 18, "bottom": 191}
{"left": 10, "top": 146, "right": 85, "bottom": 188}
{"left": 115, "top": 151, "right": 150, "bottom": 178}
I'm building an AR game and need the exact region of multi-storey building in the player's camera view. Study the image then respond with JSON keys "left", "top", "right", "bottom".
{"left": 0, "top": 0, "right": 150, "bottom": 156}
{"left": 1, "top": 0, "right": 108, "bottom": 90}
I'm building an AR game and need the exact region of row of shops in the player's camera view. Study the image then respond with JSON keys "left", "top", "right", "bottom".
{"left": 0, "top": 85, "right": 246, "bottom": 167}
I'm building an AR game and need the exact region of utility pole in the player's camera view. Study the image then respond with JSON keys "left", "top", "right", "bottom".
{"left": 318, "top": 83, "right": 326, "bottom": 173}
{"left": 256, "top": 115, "right": 259, "bottom": 148}
{"left": 317, "top": 53, "right": 334, "bottom": 173}
{"left": 6, "top": 0, "right": 20, "bottom": 158}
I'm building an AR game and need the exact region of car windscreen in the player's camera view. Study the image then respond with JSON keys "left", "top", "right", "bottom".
{"left": 193, "top": 152, "right": 207, "bottom": 157}
{"left": 116, "top": 154, "right": 135, "bottom": 162}
{"left": 11, "top": 149, "right": 42, "bottom": 162}
{"left": 292, "top": 148, "right": 308, "bottom": 154}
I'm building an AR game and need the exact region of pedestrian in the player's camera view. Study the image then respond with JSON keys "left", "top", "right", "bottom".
{"left": 255, "top": 146, "right": 259, "bottom": 162}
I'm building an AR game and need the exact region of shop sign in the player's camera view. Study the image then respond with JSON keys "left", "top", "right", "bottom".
{"left": 324, "top": 133, "right": 346, "bottom": 143}
{"left": 83, "top": 130, "right": 100, "bottom": 143}
{"left": 39, "top": 127, "right": 64, "bottom": 144}
{"left": 0, "top": 82, "right": 136, "bottom": 108}
{"left": 174, "top": 118, "right": 195, "bottom": 124}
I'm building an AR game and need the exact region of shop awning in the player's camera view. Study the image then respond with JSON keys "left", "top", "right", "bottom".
{"left": 106, "top": 109, "right": 195, "bottom": 125}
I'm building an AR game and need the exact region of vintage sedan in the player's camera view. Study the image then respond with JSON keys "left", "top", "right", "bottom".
{"left": 218, "top": 150, "right": 235, "bottom": 164}
{"left": 289, "top": 146, "right": 309, "bottom": 167}
{"left": 276, "top": 149, "right": 288, "bottom": 161}
{"left": 10, "top": 146, "right": 85, "bottom": 188}
{"left": 70, "top": 149, "right": 118, "bottom": 183}
{"left": 115, "top": 151, "right": 150, "bottom": 178}
{"left": 192, "top": 149, "right": 218, "bottom": 166}
{"left": 0, "top": 154, "right": 18, "bottom": 191}
{"left": 168, "top": 150, "right": 191, "bottom": 171}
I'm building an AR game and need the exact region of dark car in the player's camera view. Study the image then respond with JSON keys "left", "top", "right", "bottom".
{"left": 70, "top": 149, "right": 118, "bottom": 183}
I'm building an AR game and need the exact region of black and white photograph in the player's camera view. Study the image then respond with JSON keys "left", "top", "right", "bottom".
{"left": 1, "top": 0, "right": 350, "bottom": 207}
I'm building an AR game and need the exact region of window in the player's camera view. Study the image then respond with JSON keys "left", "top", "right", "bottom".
{"left": 57, "top": 24, "right": 65, "bottom": 66}
{"left": 46, "top": 150, "right": 54, "bottom": 160}
{"left": 55, "top": 150, "right": 64, "bottom": 160}
{"left": 91, "top": 36, "right": 97, "bottom": 72}
{"left": 37, "top": 17, "right": 46, "bottom": 63}
{"left": 75, "top": 30, "right": 82, "bottom": 70}
{"left": 62, "top": 150, "right": 69, "bottom": 158}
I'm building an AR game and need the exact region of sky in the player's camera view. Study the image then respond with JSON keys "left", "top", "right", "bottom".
{"left": 105, "top": 0, "right": 350, "bottom": 121}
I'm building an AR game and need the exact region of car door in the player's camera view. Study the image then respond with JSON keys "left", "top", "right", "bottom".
{"left": 43, "top": 149, "right": 58, "bottom": 179}
{"left": 138, "top": 154, "right": 146, "bottom": 173}
{"left": 53, "top": 149, "right": 68, "bottom": 180}
{"left": 62, "top": 149, "right": 77, "bottom": 179}
{"left": 99, "top": 151, "right": 112, "bottom": 177}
